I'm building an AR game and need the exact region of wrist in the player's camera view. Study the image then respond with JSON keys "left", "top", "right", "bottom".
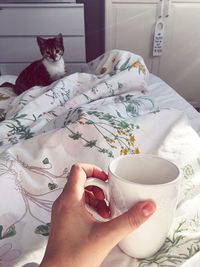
{"left": 39, "top": 255, "right": 76, "bottom": 267}
{"left": 39, "top": 258, "right": 62, "bottom": 267}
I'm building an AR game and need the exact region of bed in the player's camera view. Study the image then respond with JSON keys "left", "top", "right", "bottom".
{"left": 0, "top": 49, "right": 200, "bottom": 267}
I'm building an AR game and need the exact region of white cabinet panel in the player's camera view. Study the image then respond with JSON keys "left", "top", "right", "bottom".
{"left": 106, "top": 3, "right": 157, "bottom": 71}
{"left": 1, "top": 0, "right": 76, "bottom": 2}
{"left": 112, "top": 0, "right": 159, "bottom": 3}
{"left": 0, "top": 5, "right": 85, "bottom": 36}
{"left": 0, "top": 37, "right": 86, "bottom": 62}
{"left": 173, "top": 0, "right": 200, "bottom": 2}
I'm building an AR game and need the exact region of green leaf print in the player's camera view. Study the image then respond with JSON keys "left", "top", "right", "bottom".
{"left": 116, "top": 110, "right": 124, "bottom": 119}
{"left": 182, "top": 164, "right": 194, "bottom": 178}
{"left": 19, "top": 128, "right": 34, "bottom": 140}
{"left": 119, "top": 57, "right": 131, "bottom": 71}
{"left": 48, "top": 183, "right": 58, "bottom": 191}
{"left": 35, "top": 223, "right": 50, "bottom": 236}
{"left": 6, "top": 113, "right": 34, "bottom": 142}
{"left": 84, "top": 140, "right": 97, "bottom": 148}
{"left": 69, "top": 132, "right": 82, "bottom": 140}
{"left": 117, "top": 95, "right": 156, "bottom": 117}
{"left": 118, "top": 82, "right": 123, "bottom": 90}
{"left": 80, "top": 92, "right": 92, "bottom": 101}
{"left": 0, "top": 109, "right": 6, "bottom": 122}
{"left": 12, "top": 113, "right": 27, "bottom": 120}
{"left": 138, "top": 216, "right": 200, "bottom": 267}
{"left": 43, "top": 158, "right": 50, "bottom": 165}
{"left": 65, "top": 110, "right": 140, "bottom": 157}
{"left": 0, "top": 225, "right": 16, "bottom": 239}
{"left": 117, "top": 121, "right": 129, "bottom": 129}
{"left": 181, "top": 164, "right": 195, "bottom": 195}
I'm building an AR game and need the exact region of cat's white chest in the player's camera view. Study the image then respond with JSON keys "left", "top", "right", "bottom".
{"left": 43, "top": 58, "right": 65, "bottom": 80}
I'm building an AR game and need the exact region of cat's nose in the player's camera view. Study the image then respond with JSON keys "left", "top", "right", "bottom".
{"left": 49, "top": 54, "right": 55, "bottom": 61}
{"left": 54, "top": 54, "right": 59, "bottom": 61}
{"left": 55, "top": 55, "right": 61, "bottom": 61}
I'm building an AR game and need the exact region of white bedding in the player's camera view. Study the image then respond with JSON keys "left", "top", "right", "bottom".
{"left": 0, "top": 50, "right": 200, "bottom": 267}
{"left": 148, "top": 74, "right": 200, "bottom": 134}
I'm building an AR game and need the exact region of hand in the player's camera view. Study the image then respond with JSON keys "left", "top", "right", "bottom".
{"left": 39, "top": 163, "right": 156, "bottom": 267}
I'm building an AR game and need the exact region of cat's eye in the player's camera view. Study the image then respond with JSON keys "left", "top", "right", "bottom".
{"left": 46, "top": 51, "right": 51, "bottom": 55}
{"left": 56, "top": 49, "right": 60, "bottom": 53}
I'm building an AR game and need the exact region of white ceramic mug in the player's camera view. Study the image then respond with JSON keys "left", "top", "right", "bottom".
{"left": 85, "top": 154, "right": 181, "bottom": 258}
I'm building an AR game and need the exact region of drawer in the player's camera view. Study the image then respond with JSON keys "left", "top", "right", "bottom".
{"left": 0, "top": 62, "right": 88, "bottom": 75}
{"left": 0, "top": 5, "right": 85, "bottom": 36}
{"left": 0, "top": 36, "right": 86, "bottom": 62}
{"left": 0, "top": 0, "right": 76, "bottom": 2}
{"left": 111, "top": 0, "right": 159, "bottom": 3}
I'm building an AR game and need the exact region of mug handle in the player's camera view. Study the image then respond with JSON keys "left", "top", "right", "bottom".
{"left": 85, "top": 177, "right": 110, "bottom": 222}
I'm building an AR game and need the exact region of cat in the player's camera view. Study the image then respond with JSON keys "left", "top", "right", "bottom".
{"left": 1, "top": 33, "right": 67, "bottom": 95}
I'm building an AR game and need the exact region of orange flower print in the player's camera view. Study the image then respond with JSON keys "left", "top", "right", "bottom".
{"left": 117, "top": 129, "right": 128, "bottom": 136}
{"left": 131, "top": 60, "right": 140, "bottom": 69}
{"left": 139, "top": 64, "right": 146, "bottom": 74}
{"left": 105, "top": 137, "right": 115, "bottom": 144}
{"left": 100, "top": 67, "right": 107, "bottom": 74}
{"left": 120, "top": 148, "right": 129, "bottom": 155}
{"left": 133, "top": 147, "right": 140, "bottom": 154}
{"left": 0, "top": 93, "right": 10, "bottom": 100}
{"left": 130, "top": 60, "right": 146, "bottom": 74}
{"left": 129, "top": 135, "right": 135, "bottom": 144}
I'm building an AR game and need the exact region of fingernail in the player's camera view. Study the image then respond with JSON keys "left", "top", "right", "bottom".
{"left": 142, "top": 203, "right": 155, "bottom": 217}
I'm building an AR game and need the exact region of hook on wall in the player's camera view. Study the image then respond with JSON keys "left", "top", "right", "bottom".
{"left": 164, "top": 0, "right": 171, "bottom": 18}
{"left": 157, "top": 0, "right": 171, "bottom": 19}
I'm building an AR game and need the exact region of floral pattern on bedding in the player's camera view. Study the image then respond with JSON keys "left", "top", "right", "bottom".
{"left": 0, "top": 50, "right": 200, "bottom": 267}
{"left": 138, "top": 214, "right": 200, "bottom": 267}
{"left": 0, "top": 88, "right": 15, "bottom": 122}
{"left": 0, "top": 50, "right": 153, "bottom": 153}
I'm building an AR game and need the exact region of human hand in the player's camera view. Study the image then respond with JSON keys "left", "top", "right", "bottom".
{"left": 39, "top": 163, "right": 156, "bottom": 267}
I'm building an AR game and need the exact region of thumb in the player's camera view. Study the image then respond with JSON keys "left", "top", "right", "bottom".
{"left": 100, "top": 200, "right": 156, "bottom": 246}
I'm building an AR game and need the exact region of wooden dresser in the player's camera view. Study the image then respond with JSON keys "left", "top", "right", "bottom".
{"left": 0, "top": 2, "right": 86, "bottom": 75}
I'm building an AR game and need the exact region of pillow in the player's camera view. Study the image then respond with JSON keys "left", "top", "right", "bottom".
{"left": 0, "top": 75, "right": 17, "bottom": 85}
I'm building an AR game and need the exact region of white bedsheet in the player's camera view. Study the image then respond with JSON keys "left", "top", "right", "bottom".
{"left": 0, "top": 50, "right": 200, "bottom": 267}
{"left": 148, "top": 74, "right": 200, "bottom": 134}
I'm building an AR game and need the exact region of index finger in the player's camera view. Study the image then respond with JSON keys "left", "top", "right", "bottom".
{"left": 64, "top": 163, "right": 108, "bottom": 200}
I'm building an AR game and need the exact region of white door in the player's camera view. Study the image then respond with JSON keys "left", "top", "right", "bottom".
{"left": 105, "top": 0, "right": 200, "bottom": 107}
{"left": 105, "top": 0, "right": 159, "bottom": 71}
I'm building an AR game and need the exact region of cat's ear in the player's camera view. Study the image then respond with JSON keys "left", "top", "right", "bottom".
{"left": 37, "top": 36, "right": 46, "bottom": 47}
{"left": 56, "top": 33, "right": 63, "bottom": 43}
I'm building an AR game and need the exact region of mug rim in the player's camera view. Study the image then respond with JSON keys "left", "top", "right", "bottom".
{"left": 108, "top": 154, "right": 180, "bottom": 187}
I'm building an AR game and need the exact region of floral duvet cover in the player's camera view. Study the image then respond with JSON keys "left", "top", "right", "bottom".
{"left": 0, "top": 50, "right": 200, "bottom": 267}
